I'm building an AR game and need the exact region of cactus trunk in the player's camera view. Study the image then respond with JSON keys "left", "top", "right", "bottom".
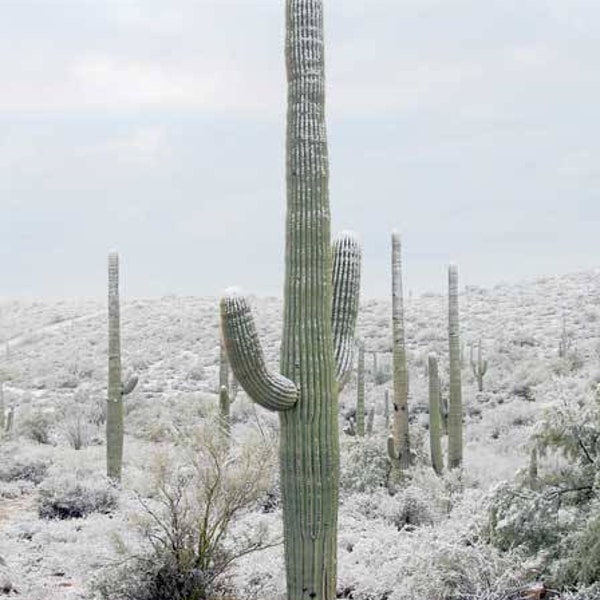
{"left": 107, "top": 251, "right": 123, "bottom": 481}
{"left": 220, "top": 3, "right": 362, "bottom": 598}
{"left": 447, "top": 263, "right": 463, "bottom": 469}
{"left": 0, "top": 382, "right": 4, "bottom": 432}
{"left": 356, "top": 342, "right": 365, "bottom": 437}
{"left": 428, "top": 353, "right": 443, "bottom": 475}
{"left": 389, "top": 232, "right": 410, "bottom": 479}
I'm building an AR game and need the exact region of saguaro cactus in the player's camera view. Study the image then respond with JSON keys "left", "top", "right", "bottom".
{"left": 388, "top": 231, "right": 410, "bottom": 479}
{"left": 107, "top": 252, "right": 137, "bottom": 482}
{"left": 384, "top": 388, "right": 390, "bottom": 430}
{"left": 470, "top": 339, "right": 488, "bottom": 392}
{"left": 428, "top": 353, "right": 443, "bottom": 475}
{"left": 0, "top": 382, "right": 4, "bottom": 431}
{"left": 220, "top": 3, "right": 361, "bottom": 597}
{"left": 356, "top": 342, "right": 365, "bottom": 437}
{"left": 366, "top": 403, "right": 374, "bottom": 436}
{"left": 447, "top": 263, "right": 463, "bottom": 469}
{"left": 218, "top": 339, "right": 231, "bottom": 437}
{"left": 5, "top": 405, "right": 13, "bottom": 434}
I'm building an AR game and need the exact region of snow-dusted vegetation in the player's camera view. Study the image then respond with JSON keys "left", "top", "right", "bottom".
{"left": 1, "top": 268, "right": 600, "bottom": 598}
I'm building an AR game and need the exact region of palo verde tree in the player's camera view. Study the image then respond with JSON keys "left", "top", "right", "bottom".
{"left": 220, "top": 2, "right": 362, "bottom": 598}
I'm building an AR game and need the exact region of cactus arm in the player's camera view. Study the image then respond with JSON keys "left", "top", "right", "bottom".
{"left": 220, "top": 291, "right": 298, "bottom": 412}
{"left": 121, "top": 374, "right": 138, "bottom": 396}
{"left": 331, "top": 232, "right": 362, "bottom": 388}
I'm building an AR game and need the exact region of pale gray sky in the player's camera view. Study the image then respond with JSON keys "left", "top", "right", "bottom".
{"left": 2, "top": 1, "right": 599, "bottom": 298}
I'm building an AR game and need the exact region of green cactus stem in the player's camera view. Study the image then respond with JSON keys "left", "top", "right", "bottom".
{"left": 447, "top": 263, "right": 463, "bottom": 470}
{"left": 470, "top": 339, "right": 488, "bottom": 392}
{"left": 219, "top": 385, "right": 231, "bottom": 437}
{"left": 107, "top": 251, "right": 123, "bottom": 481}
{"left": 5, "top": 405, "right": 13, "bottom": 434}
{"left": 106, "top": 252, "right": 138, "bottom": 482}
{"left": 0, "top": 382, "right": 4, "bottom": 431}
{"left": 332, "top": 233, "right": 362, "bottom": 388}
{"left": 372, "top": 351, "right": 378, "bottom": 378}
{"left": 529, "top": 447, "right": 539, "bottom": 490}
{"left": 219, "top": 337, "right": 229, "bottom": 392}
{"left": 220, "top": 4, "right": 361, "bottom": 597}
{"left": 366, "top": 403, "right": 374, "bottom": 436}
{"left": 389, "top": 231, "right": 410, "bottom": 481}
{"left": 384, "top": 389, "right": 390, "bottom": 430}
{"left": 356, "top": 342, "right": 365, "bottom": 437}
{"left": 428, "top": 353, "right": 443, "bottom": 475}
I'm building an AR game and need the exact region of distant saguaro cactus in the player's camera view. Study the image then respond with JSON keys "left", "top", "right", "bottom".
{"left": 470, "top": 339, "right": 488, "bottom": 392}
{"left": 356, "top": 342, "right": 365, "bottom": 437}
{"left": 107, "top": 252, "right": 137, "bottom": 482}
{"left": 388, "top": 232, "right": 410, "bottom": 482}
{"left": 447, "top": 263, "right": 463, "bottom": 469}
{"left": 0, "top": 382, "right": 4, "bottom": 431}
{"left": 219, "top": 2, "right": 361, "bottom": 595}
{"left": 5, "top": 405, "right": 13, "bottom": 434}
{"left": 218, "top": 339, "right": 231, "bottom": 438}
{"left": 428, "top": 353, "right": 443, "bottom": 475}
{"left": 366, "top": 403, "right": 374, "bottom": 436}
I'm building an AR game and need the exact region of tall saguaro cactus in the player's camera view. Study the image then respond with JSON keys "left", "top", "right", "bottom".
{"left": 428, "top": 353, "right": 443, "bottom": 475}
{"left": 220, "top": 3, "right": 361, "bottom": 598}
{"left": 356, "top": 342, "right": 365, "bottom": 437}
{"left": 447, "top": 263, "right": 463, "bottom": 469}
{"left": 388, "top": 231, "right": 410, "bottom": 479}
{"left": 107, "top": 252, "right": 137, "bottom": 482}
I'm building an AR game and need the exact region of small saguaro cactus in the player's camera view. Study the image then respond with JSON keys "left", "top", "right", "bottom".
{"left": 447, "top": 263, "right": 463, "bottom": 470}
{"left": 366, "top": 403, "right": 374, "bottom": 436}
{"left": 0, "top": 382, "right": 4, "bottom": 431}
{"left": 107, "top": 251, "right": 138, "bottom": 482}
{"left": 5, "top": 405, "right": 14, "bottom": 434}
{"left": 388, "top": 231, "right": 410, "bottom": 482}
{"left": 356, "top": 341, "right": 365, "bottom": 437}
{"left": 470, "top": 339, "right": 488, "bottom": 392}
{"left": 218, "top": 338, "right": 232, "bottom": 438}
{"left": 428, "top": 353, "right": 443, "bottom": 475}
{"left": 529, "top": 446, "right": 539, "bottom": 490}
{"left": 219, "top": 3, "right": 361, "bottom": 595}
{"left": 383, "top": 388, "right": 390, "bottom": 430}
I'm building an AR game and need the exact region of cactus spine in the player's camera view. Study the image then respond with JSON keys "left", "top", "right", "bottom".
{"left": 428, "top": 353, "right": 443, "bottom": 475}
{"left": 470, "top": 339, "right": 488, "bottom": 392}
{"left": 356, "top": 342, "right": 365, "bottom": 437}
{"left": 106, "top": 252, "right": 137, "bottom": 482}
{"left": 388, "top": 232, "right": 410, "bottom": 479}
{"left": 220, "top": 3, "right": 361, "bottom": 596}
{"left": 447, "top": 263, "right": 463, "bottom": 469}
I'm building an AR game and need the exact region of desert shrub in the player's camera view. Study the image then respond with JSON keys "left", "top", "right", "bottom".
{"left": 0, "top": 455, "right": 50, "bottom": 484}
{"left": 340, "top": 436, "right": 389, "bottom": 493}
{"left": 486, "top": 387, "right": 600, "bottom": 591}
{"left": 18, "top": 409, "right": 54, "bottom": 444}
{"left": 62, "top": 407, "right": 96, "bottom": 450}
{"left": 38, "top": 472, "right": 118, "bottom": 519}
{"left": 93, "top": 425, "right": 278, "bottom": 600}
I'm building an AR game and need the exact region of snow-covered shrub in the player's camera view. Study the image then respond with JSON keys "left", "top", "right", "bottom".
{"left": 93, "top": 425, "right": 278, "bottom": 600}
{"left": 340, "top": 436, "right": 389, "bottom": 493}
{"left": 0, "top": 454, "right": 50, "bottom": 484}
{"left": 18, "top": 408, "right": 55, "bottom": 444}
{"left": 38, "top": 471, "right": 118, "bottom": 519}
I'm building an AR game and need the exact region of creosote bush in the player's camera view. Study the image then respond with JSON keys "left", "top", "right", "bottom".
{"left": 38, "top": 471, "right": 118, "bottom": 519}
{"left": 93, "top": 425, "right": 278, "bottom": 600}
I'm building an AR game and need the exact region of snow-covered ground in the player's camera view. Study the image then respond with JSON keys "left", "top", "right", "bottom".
{"left": 1, "top": 267, "right": 599, "bottom": 599}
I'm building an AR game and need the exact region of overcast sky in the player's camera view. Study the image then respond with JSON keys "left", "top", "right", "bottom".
{"left": 2, "top": 0, "right": 599, "bottom": 298}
